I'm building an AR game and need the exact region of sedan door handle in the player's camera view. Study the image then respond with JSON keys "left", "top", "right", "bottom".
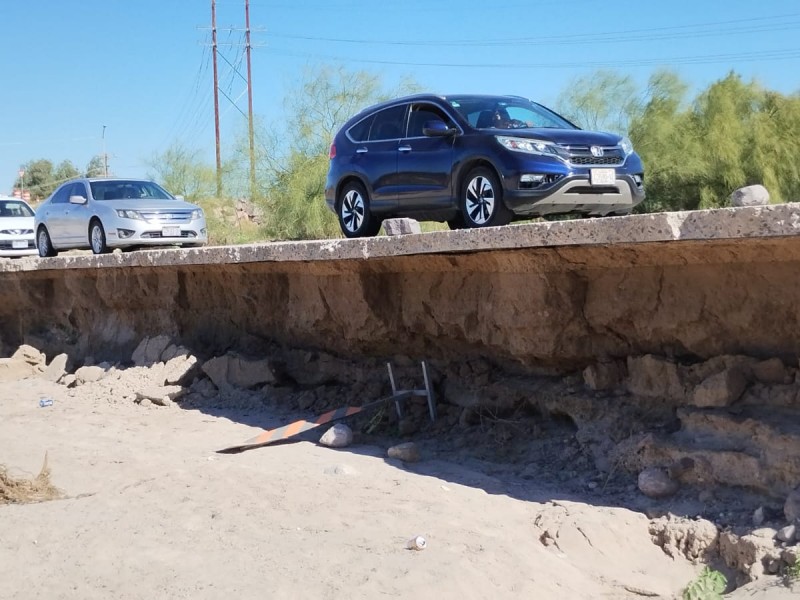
{"left": 356, "top": 147, "right": 368, "bottom": 154}
{"left": 398, "top": 145, "right": 412, "bottom": 153}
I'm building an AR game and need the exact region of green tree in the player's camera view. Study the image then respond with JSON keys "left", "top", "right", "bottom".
{"left": 146, "top": 143, "right": 216, "bottom": 200}
{"left": 253, "top": 64, "right": 420, "bottom": 240}
{"left": 85, "top": 155, "right": 106, "bottom": 177}
{"left": 16, "top": 159, "right": 54, "bottom": 200}
{"left": 555, "top": 70, "right": 642, "bottom": 134}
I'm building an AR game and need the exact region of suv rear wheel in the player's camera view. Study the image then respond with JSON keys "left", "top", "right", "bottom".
{"left": 460, "top": 167, "right": 512, "bottom": 228}
{"left": 337, "top": 181, "right": 382, "bottom": 238}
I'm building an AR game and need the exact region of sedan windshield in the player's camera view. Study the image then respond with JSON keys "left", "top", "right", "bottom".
{"left": 90, "top": 180, "right": 174, "bottom": 201}
{"left": 0, "top": 200, "right": 34, "bottom": 217}
{"left": 448, "top": 96, "right": 577, "bottom": 130}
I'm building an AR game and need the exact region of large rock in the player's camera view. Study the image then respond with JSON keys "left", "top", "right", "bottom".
{"left": 39, "top": 353, "right": 69, "bottom": 383}
{"left": 730, "top": 184, "right": 770, "bottom": 207}
{"left": 383, "top": 218, "right": 421, "bottom": 236}
{"left": 583, "top": 360, "right": 625, "bottom": 391}
{"left": 11, "top": 344, "right": 46, "bottom": 367}
{"left": 627, "top": 355, "right": 685, "bottom": 401}
{"left": 131, "top": 335, "right": 172, "bottom": 367}
{"left": 690, "top": 368, "right": 747, "bottom": 408}
{"left": 649, "top": 516, "right": 719, "bottom": 563}
{"left": 163, "top": 349, "right": 198, "bottom": 385}
{"left": 202, "top": 353, "right": 277, "bottom": 390}
{"left": 74, "top": 365, "right": 106, "bottom": 385}
{"left": 786, "top": 486, "right": 800, "bottom": 523}
{"left": 0, "top": 357, "right": 38, "bottom": 382}
{"left": 135, "top": 385, "right": 184, "bottom": 407}
{"left": 751, "top": 358, "right": 789, "bottom": 385}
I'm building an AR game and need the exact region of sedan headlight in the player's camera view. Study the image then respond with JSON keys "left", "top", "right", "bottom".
{"left": 116, "top": 209, "right": 144, "bottom": 220}
{"left": 496, "top": 136, "right": 567, "bottom": 159}
{"left": 191, "top": 209, "right": 203, "bottom": 220}
{"left": 619, "top": 136, "right": 634, "bottom": 156}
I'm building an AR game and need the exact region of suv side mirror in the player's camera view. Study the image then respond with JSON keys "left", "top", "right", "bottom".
{"left": 69, "top": 195, "right": 87, "bottom": 205}
{"left": 423, "top": 119, "right": 456, "bottom": 137}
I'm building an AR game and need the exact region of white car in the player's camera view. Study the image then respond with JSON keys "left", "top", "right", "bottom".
{"left": 0, "top": 196, "right": 37, "bottom": 257}
{"left": 34, "top": 178, "right": 208, "bottom": 256}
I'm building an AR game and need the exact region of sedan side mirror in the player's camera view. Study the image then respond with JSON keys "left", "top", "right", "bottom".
{"left": 423, "top": 119, "right": 457, "bottom": 137}
{"left": 69, "top": 195, "right": 88, "bottom": 205}
{"left": 174, "top": 194, "right": 185, "bottom": 201}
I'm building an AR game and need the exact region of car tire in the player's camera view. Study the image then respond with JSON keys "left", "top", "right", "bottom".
{"left": 36, "top": 226, "right": 58, "bottom": 258}
{"left": 336, "top": 181, "right": 381, "bottom": 238}
{"left": 460, "top": 167, "right": 512, "bottom": 228}
{"left": 89, "top": 220, "right": 109, "bottom": 254}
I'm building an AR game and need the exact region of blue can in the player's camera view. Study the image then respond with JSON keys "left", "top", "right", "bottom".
{"left": 39, "top": 398, "right": 54, "bottom": 408}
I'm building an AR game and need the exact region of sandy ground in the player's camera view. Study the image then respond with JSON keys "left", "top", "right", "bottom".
{"left": 0, "top": 377, "right": 794, "bottom": 599}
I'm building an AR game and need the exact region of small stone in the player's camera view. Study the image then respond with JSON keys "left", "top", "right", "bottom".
{"left": 777, "top": 525, "right": 797, "bottom": 544}
{"left": 61, "top": 374, "right": 77, "bottom": 387}
{"left": 753, "top": 506, "right": 765, "bottom": 527}
{"left": 135, "top": 385, "right": 184, "bottom": 406}
{"left": 582, "top": 361, "right": 624, "bottom": 391}
{"left": 139, "top": 398, "right": 153, "bottom": 408}
{"left": 131, "top": 335, "right": 172, "bottom": 367}
{"left": 39, "top": 353, "right": 69, "bottom": 382}
{"left": 752, "top": 358, "right": 788, "bottom": 384}
{"left": 730, "top": 184, "right": 770, "bottom": 207}
{"left": 388, "top": 442, "right": 421, "bottom": 463}
{"left": 690, "top": 369, "right": 747, "bottom": 408}
{"left": 751, "top": 527, "right": 778, "bottom": 539}
{"left": 319, "top": 423, "right": 353, "bottom": 448}
{"left": 638, "top": 467, "right": 680, "bottom": 499}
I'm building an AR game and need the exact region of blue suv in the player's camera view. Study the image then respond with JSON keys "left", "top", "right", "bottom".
{"left": 325, "top": 94, "right": 645, "bottom": 238}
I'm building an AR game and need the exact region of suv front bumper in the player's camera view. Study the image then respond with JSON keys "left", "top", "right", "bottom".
{"left": 504, "top": 173, "right": 645, "bottom": 217}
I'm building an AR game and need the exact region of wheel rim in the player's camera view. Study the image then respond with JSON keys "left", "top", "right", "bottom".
{"left": 341, "top": 189, "right": 365, "bottom": 233}
{"left": 465, "top": 176, "right": 495, "bottom": 225}
{"left": 91, "top": 224, "right": 103, "bottom": 253}
{"left": 38, "top": 230, "right": 49, "bottom": 254}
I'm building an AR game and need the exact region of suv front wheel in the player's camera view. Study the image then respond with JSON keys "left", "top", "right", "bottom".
{"left": 460, "top": 167, "right": 512, "bottom": 228}
{"left": 337, "top": 181, "right": 382, "bottom": 238}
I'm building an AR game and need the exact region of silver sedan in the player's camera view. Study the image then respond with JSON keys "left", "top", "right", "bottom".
{"left": 34, "top": 178, "right": 208, "bottom": 256}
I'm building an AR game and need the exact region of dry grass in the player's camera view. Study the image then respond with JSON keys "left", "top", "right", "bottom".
{"left": 0, "top": 453, "right": 63, "bottom": 505}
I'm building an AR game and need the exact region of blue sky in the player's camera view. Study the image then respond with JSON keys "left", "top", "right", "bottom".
{"left": 2, "top": 0, "right": 799, "bottom": 194}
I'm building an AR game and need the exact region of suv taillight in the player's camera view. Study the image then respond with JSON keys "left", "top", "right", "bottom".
{"left": 329, "top": 143, "right": 336, "bottom": 159}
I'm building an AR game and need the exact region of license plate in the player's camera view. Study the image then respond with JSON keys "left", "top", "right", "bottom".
{"left": 590, "top": 168, "right": 616, "bottom": 186}
{"left": 12, "top": 240, "right": 27, "bottom": 249}
{"left": 162, "top": 226, "right": 181, "bottom": 237}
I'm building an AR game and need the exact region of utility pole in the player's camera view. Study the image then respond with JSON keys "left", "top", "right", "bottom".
{"left": 245, "top": 0, "right": 256, "bottom": 200}
{"left": 102, "top": 125, "right": 108, "bottom": 176}
{"left": 211, "top": 0, "right": 223, "bottom": 198}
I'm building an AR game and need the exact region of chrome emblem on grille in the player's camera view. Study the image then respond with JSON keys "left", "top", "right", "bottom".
{"left": 590, "top": 146, "right": 604, "bottom": 157}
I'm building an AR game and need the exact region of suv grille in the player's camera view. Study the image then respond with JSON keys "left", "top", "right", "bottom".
{"left": 564, "top": 145, "right": 624, "bottom": 167}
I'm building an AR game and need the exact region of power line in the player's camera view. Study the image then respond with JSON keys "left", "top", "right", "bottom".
{"left": 269, "top": 47, "right": 800, "bottom": 70}
{"left": 266, "top": 12, "right": 800, "bottom": 47}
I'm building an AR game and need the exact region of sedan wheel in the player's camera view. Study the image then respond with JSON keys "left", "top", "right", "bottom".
{"left": 90, "top": 220, "right": 109, "bottom": 254}
{"left": 460, "top": 167, "right": 512, "bottom": 228}
{"left": 37, "top": 227, "right": 58, "bottom": 257}
{"left": 337, "top": 182, "right": 381, "bottom": 238}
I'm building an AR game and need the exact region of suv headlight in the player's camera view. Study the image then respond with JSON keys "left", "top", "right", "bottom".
{"left": 619, "top": 136, "right": 634, "bottom": 156}
{"left": 191, "top": 209, "right": 203, "bottom": 220}
{"left": 116, "top": 209, "right": 144, "bottom": 220}
{"left": 496, "top": 136, "right": 567, "bottom": 158}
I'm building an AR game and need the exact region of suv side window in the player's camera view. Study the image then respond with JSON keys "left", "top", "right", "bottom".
{"left": 407, "top": 103, "right": 454, "bottom": 138}
{"left": 347, "top": 115, "right": 374, "bottom": 142}
{"left": 369, "top": 105, "right": 407, "bottom": 141}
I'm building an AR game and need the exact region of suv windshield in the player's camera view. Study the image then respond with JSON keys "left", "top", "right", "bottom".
{"left": 90, "top": 180, "right": 174, "bottom": 201}
{"left": 448, "top": 96, "right": 576, "bottom": 130}
{"left": 0, "top": 200, "right": 34, "bottom": 217}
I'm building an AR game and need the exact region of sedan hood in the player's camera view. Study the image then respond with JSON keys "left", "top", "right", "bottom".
{"left": 104, "top": 199, "right": 201, "bottom": 211}
{"left": 0, "top": 216, "right": 35, "bottom": 231}
{"left": 498, "top": 128, "right": 622, "bottom": 146}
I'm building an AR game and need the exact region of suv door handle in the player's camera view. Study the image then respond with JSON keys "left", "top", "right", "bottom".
{"left": 398, "top": 145, "right": 412, "bottom": 153}
{"left": 356, "top": 147, "right": 368, "bottom": 154}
